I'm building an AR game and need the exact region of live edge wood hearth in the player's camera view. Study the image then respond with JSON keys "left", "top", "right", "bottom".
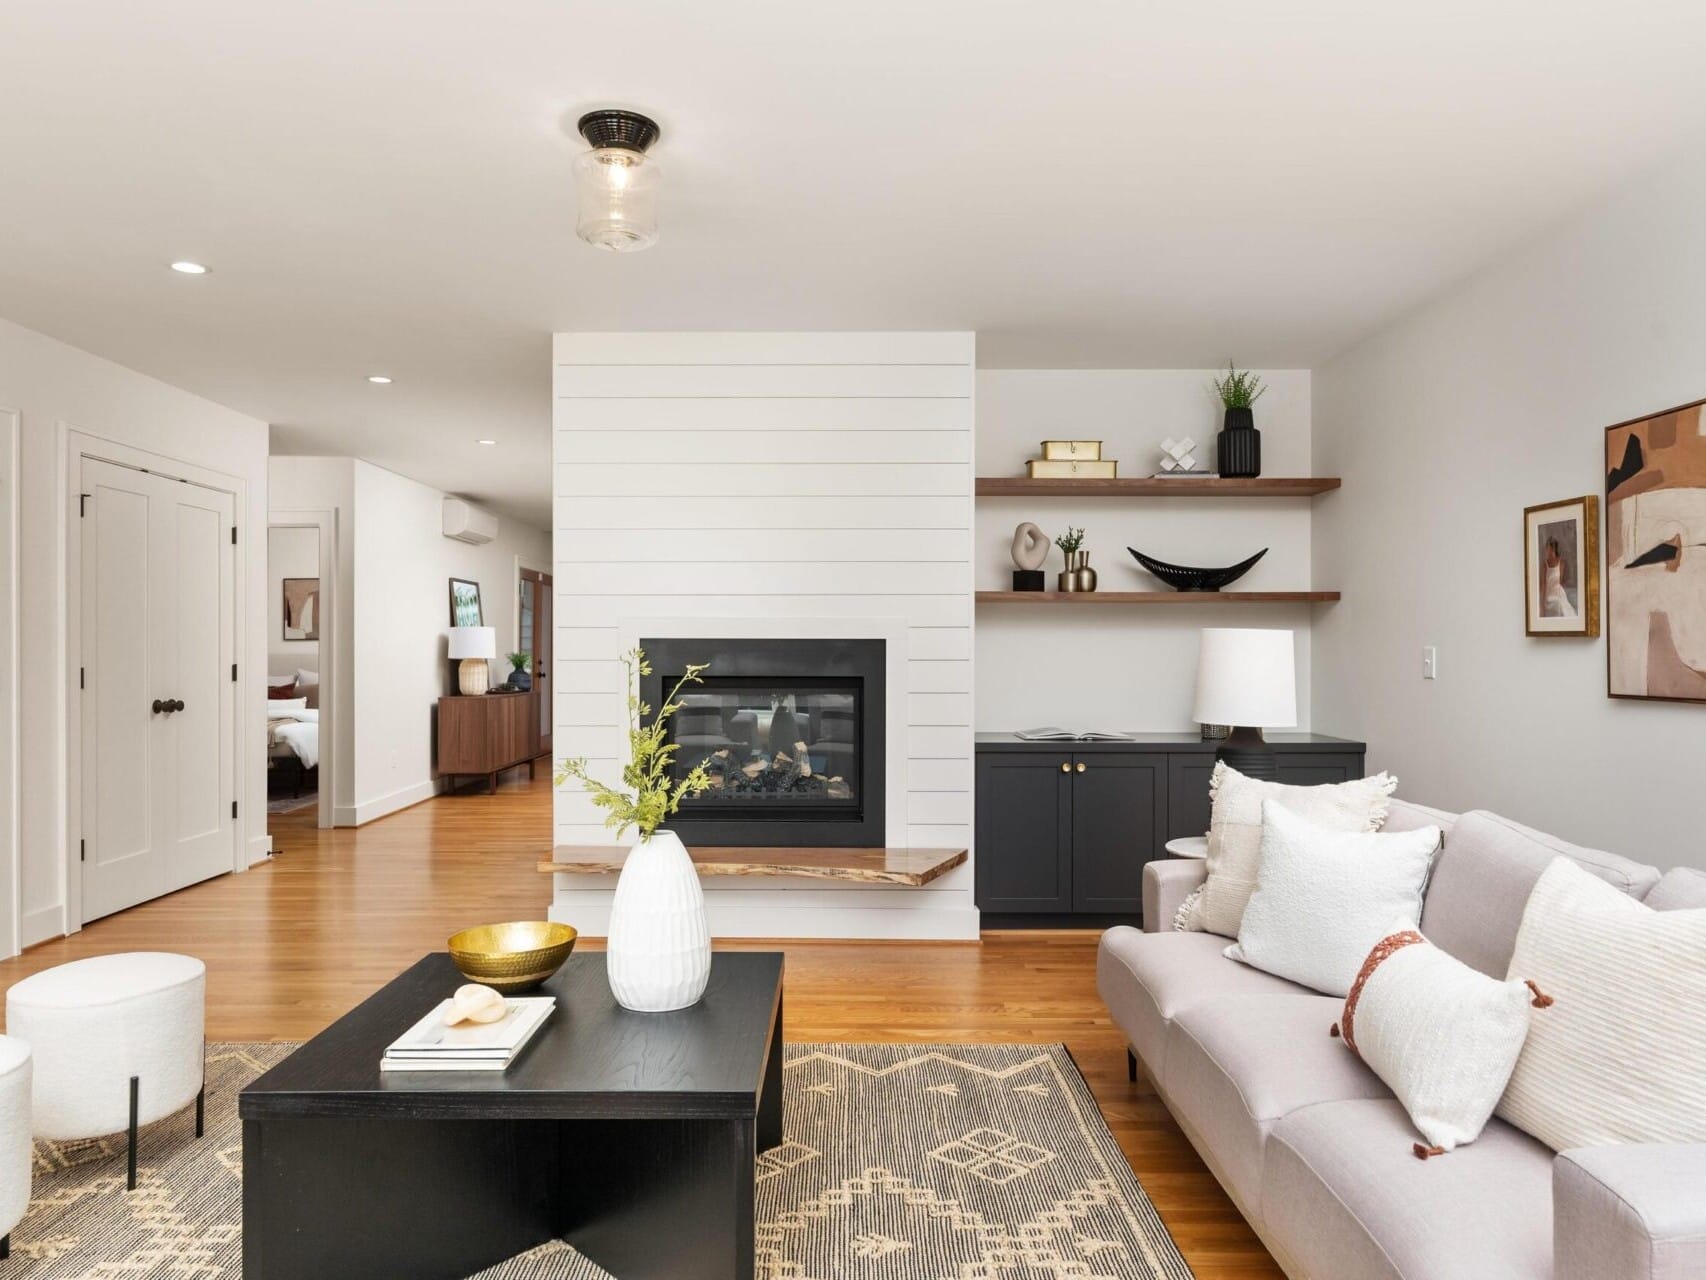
{"left": 239, "top": 951, "right": 784, "bottom": 1280}
{"left": 538, "top": 843, "right": 967, "bottom": 886}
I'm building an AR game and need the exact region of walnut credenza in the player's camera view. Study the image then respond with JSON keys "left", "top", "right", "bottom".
{"left": 437, "top": 692, "right": 546, "bottom": 794}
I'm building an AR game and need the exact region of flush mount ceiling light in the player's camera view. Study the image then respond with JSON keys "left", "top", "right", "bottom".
{"left": 169, "top": 261, "right": 210, "bottom": 275}
{"left": 574, "top": 109, "right": 660, "bottom": 252}
{"left": 476, "top": 438, "right": 497, "bottom": 445}
{"left": 366, "top": 374, "right": 393, "bottom": 384}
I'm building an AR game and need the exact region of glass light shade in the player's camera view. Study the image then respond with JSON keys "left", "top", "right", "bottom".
{"left": 574, "top": 147, "right": 659, "bottom": 251}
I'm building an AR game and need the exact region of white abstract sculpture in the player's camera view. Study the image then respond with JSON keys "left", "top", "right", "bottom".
{"left": 444, "top": 984, "right": 508, "bottom": 1026}
{"left": 1011, "top": 522, "right": 1049, "bottom": 571}
{"left": 1159, "top": 437, "right": 1201, "bottom": 473}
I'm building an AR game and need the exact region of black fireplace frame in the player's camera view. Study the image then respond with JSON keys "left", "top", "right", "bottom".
{"left": 640, "top": 636, "right": 886, "bottom": 848}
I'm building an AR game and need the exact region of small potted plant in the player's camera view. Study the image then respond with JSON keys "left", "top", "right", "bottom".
{"left": 505, "top": 651, "right": 531, "bottom": 691}
{"left": 1213, "top": 363, "right": 1266, "bottom": 478}
{"left": 1055, "top": 526, "right": 1097, "bottom": 592}
{"left": 555, "top": 648, "right": 714, "bottom": 1011}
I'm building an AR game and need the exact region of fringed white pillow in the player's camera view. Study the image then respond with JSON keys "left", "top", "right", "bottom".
{"left": 1497, "top": 858, "right": 1706, "bottom": 1151}
{"left": 1225, "top": 801, "right": 1439, "bottom": 996}
{"left": 1333, "top": 931, "right": 1541, "bottom": 1158}
{"left": 1175, "top": 762, "right": 1398, "bottom": 938}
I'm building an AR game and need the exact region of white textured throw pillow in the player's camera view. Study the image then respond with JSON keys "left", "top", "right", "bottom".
{"left": 1497, "top": 858, "right": 1706, "bottom": 1151}
{"left": 1335, "top": 931, "right": 1537, "bottom": 1155}
{"left": 1226, "top": 801, "right": 1440, "bottom": 996}
{"left": 1176, "top": 762, "right": 1397, "bottom": 938}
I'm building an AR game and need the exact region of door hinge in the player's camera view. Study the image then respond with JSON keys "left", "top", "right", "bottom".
{"left": 79, "top": 667, "right": 85, "bottom": 689}
{"left": 232, "top": 801, "right": 238, "bottom": 820}
{"left": 231, "top": 663, "right": 238, "bottom": 682}
{"left": 79, "top": 492, "right": 91, "bottom": 517}
{"left": 80, "top": 839, "right": 86, "bottom": 862}
{"left": 231, "top": 526, "right": 237, "bottom": 545}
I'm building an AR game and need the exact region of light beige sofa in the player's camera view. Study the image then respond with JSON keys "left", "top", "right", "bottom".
{"left": 1097, "top": 800, "right": 1706, "bottom": 1280}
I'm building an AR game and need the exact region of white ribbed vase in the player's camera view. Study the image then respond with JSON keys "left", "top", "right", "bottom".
{"left": 605, "top": 829, "right": 711, "bottom": 1012}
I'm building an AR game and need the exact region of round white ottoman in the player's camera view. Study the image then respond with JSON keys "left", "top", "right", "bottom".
{"left": 0, "top": 1035, "right": 30, "bottom": 1260}
{"left": 6, "top": 952, "right": 205, "bottom": 1190}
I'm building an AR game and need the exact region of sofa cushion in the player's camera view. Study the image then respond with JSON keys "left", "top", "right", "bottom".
{"left": 1096, "top": 927, "right": 1311, "bottom": 1079}
{"left": 1263, "top": 1100, "right": 1553, "bottom": 1280}
{"left": 1647, "top": 866, "right": 1706, "bottom": 911}
{"left": 1164, "top": 994, "right": 1390, "bottom": 1207}
{"left": 1383, "top": 797, "right": 1458, "bottom": 836}
{"left": 1418, "top": 810, "right": 1660, "bottom": 976}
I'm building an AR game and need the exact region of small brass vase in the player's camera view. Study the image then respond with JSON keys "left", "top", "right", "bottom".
{"left": 1058, "top": 550, "right": 1098, "bottom": 593}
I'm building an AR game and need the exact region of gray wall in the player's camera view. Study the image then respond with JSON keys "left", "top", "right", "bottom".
{"left": 1312, "top": 149, "right": 1706, "bottom": 869}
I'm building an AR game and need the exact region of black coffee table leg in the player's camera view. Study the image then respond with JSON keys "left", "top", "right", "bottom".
{"left": 243, "top": 1116, "right": 556, "bottom": 1280}
{"left": 558, "top": 1115, "right": 756, "bottom": 1280}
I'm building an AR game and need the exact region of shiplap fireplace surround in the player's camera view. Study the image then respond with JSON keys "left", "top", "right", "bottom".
{"left": 549, "top": 333, "right": 978, "bottom": 940}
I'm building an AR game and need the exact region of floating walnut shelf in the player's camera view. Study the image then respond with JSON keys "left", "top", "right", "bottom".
{"left": 976, "top": 591, "right": 1340, "bottom": 605}
{"left": 975, "top": 476, "right": 1341, "bottom": 497}
{"left": 539, "top": 845, "right": 967, "bottom": 887}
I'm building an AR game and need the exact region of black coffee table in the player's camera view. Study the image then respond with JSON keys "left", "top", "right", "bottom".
{"left": 240, "top": 951, "right": 783, "bottom": 1280}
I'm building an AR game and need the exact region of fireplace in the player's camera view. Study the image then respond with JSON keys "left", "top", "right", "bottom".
{"left": 640, "top": 637, "right": 886, "bottom": 847}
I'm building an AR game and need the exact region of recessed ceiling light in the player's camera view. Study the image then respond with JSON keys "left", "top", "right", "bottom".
{"left": 366, "top": 375, "right": 393, "bottom": 384}
{"left": 169, "top": 261, "right": 210, "bottom": 275}
{"left": 476, "top": 438, "right": 498, "bottom": 446}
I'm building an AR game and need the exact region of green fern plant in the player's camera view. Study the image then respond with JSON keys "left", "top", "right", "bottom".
{"left": 506, "top": 650, "right": 530, "bottom": 672}
{"left": 554, "top": 647, "right": 713, "bottom": 840}
{"left": 1213, "top": 363, "right": 1267, "bottom": 409}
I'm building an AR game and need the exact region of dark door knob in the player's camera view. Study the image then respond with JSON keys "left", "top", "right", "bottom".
{"left": 152, "top": 699, "right": 166, "bottom": 714}
{"left": 170, "top": 699, "right": 186, "bottom": 713}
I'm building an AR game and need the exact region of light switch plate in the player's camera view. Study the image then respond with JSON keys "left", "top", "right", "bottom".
{"left": 1422, "top": 646, "right": 1438, "bottom": 680}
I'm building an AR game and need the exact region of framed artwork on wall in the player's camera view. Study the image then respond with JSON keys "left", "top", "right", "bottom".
{"left": 281, "top": 577, "right": 320, "bottom": 642}
{"left": 1523, "top": 496, "right": 1598, "bottom": 637}
{"left": 1606, "top": 397, "right": 1706, "bottom": 701}
{"left": 449, "top": 577, "right": 483, "bottom": 628}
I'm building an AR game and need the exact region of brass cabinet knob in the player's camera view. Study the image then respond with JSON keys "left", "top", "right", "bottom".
{"left": 1060, "top": 761, "right": 1071, "bottom": 773}
{"left": 1075, "top": 762, "right": 1086, "bottom": 773}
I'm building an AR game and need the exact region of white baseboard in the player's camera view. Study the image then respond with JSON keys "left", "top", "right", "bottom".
{"left": 22, "top": 903, "right": 64, "bottom": 947}
{"left": 340, "top": 779, "right": 441, "bottom": 827}
{"left": 550, "top": 894, "right": 981, "bottom": 941}
{"left": 246, "top": 833, "right": 272, "bottom": 866}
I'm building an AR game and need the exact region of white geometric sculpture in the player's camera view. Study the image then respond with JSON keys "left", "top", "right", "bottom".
{"left": 1159, "top": 436, "right": 1201, "bottom": 473}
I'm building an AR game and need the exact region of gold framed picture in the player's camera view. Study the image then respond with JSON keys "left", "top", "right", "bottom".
{"left": 1524, "top": 495, "right": 1598, "bottom": 637}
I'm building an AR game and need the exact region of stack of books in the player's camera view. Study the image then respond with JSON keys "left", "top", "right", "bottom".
{"left": 380, "top": 996, "right": 555, "bottom": 1072}
{"left": 1026, "top": 439, "right": 1116, "bottom": 479}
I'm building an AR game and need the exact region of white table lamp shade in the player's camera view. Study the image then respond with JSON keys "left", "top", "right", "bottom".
{"left": 448, "top": 626, "right": 496, "bottom": 660}
{"left": 1193, "top": 628, "right": 1297, "bottom": 728}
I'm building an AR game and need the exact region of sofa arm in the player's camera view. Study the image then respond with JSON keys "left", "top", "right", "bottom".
{"left": 1554, "top": 1144, "right": 1706, "bottom": 1280}
{"left": 1142, "top": 859, "right": 1207, "bottom": 933}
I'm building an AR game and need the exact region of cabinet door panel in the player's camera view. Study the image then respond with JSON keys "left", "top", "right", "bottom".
{"left": 1166, "top": 755, "right": 1217, "bottom": 840}
{"left": 1072, "top": 752, "right": 1168, "bottom": 915}
{"left": 975, "top": 753, "right": 1072, "bottom": 912}
{"left": 1274, "top": 752, "right": 1366, "bottom": 787}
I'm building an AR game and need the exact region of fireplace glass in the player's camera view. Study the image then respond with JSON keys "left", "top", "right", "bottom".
{"left": 668, "top": 680, "right": 861, "bottom": 814}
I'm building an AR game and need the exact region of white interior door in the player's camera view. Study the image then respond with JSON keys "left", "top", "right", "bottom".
{"left": 80, "top": 457, "right": 235, "bottom": 922}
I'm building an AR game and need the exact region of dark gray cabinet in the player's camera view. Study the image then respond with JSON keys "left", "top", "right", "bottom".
{"left": 976, "top": 733, "right": 1367, "bottom": 923}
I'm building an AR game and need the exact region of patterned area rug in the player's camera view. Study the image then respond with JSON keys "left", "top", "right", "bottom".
{"left": 15, "top": 1041, "right": 1192, "bottom": 1279}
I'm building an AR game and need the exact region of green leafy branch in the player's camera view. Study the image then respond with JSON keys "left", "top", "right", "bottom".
{"left": 1213, "top": 362, "right": 1266, "bottom": 409}
{"left": 554, "top": 647, "right": 713, "bottom": 840}
{"left": 1055, "top": 526, "right": 1085, "bottom": 554}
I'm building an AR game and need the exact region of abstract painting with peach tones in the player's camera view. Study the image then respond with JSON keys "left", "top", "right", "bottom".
{"left": 1606, "top": 400, "right": 1706, "bottom": 701}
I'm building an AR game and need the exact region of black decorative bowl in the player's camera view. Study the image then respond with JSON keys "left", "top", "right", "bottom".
{"left": 1127, "top": 546, "right": 1268, "bottom": 592}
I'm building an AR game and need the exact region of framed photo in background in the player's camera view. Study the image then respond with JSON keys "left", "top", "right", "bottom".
{"left": 281, "top": 577, "right": 320, "bottom": 642}
{"left": 1606, "top": 398, "right": 1706, "bottom": 701}
{"left": 449, "top": 577, "right": 483, "bottom": 628}
{"left": 1524, "top": 496, "right": 1598, "bottom": 637}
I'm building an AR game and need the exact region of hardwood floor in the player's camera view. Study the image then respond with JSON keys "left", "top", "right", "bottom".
{"left": 0, "top": 770, "right": 1282, "bottom": 1279}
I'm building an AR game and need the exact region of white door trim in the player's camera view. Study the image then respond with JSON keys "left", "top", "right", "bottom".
{"left": 64, "top": 429, "right": 251, "bottom": 933}
{"left": 269, "top": 508, "right": 337, "bottom": 830}
{"left": 0, "top": 408, "right": 19, "bottom": 959}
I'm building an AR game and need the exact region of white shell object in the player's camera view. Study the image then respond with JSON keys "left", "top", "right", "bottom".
{"left": 444, "top": 983, "right": 508, "bottom": 1026}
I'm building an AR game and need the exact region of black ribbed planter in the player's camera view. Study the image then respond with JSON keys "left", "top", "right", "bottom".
{"left": 1217, "top": 407, "right": 1262, "bottom": 478}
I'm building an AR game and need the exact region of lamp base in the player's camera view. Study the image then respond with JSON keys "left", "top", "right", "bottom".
{"left": 458, "top": 658, "right": 490, "bottom": 696}
{"left": 1214, "top": 725, "right": 1277, "bottom": 780}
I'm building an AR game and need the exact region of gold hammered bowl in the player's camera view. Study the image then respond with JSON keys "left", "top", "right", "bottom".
{"left": 447, "top": 921, "right": 578, "bottom": 993}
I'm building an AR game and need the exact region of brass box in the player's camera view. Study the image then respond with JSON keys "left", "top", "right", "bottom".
{"left": 1040, "top": 439, "right": 1103, "bottom": 461}
{"left": 1026, "top": 458, "right": 1118, "bottom": 479}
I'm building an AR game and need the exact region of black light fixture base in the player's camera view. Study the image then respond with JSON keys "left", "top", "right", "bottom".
{"left": 1214, "top": 725, "right": 1277, "bottom": 780}
{"left": 577, "top": 109, "right": 660, "bottom": 154}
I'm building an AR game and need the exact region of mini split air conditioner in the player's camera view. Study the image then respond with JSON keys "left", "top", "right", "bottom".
{"left": 442, "top": 497, "right": 498, "bottom": 545}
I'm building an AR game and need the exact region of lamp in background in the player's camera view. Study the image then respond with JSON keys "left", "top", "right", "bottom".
{"left": 1192, "top": 628, "right": 1296, "bottom": 780}
{"left": 448, "top": 626, "right": 497, "bottom": 696}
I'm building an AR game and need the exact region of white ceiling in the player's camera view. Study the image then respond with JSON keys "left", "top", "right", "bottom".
{"left": 3, "top": 2, "right": 1705, "bottom": 527}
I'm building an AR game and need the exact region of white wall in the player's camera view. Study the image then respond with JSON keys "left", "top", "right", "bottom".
{"left": 267, "top": 524, "right": 320, "bottom": 678}
{"left": 550, "top": 332, "right": 977, "bottom": 939}
{"left": 1, "top": 315, "right": 271, "bottom": 946}
{"left": 1313, "top": 149, "right": 1706, "bottom": 868}
{"left": 976, "top": 370, "right": 1316, "bottom": 730}
{"left": 1, "top": 409, "right": 17, "bottom": 957}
